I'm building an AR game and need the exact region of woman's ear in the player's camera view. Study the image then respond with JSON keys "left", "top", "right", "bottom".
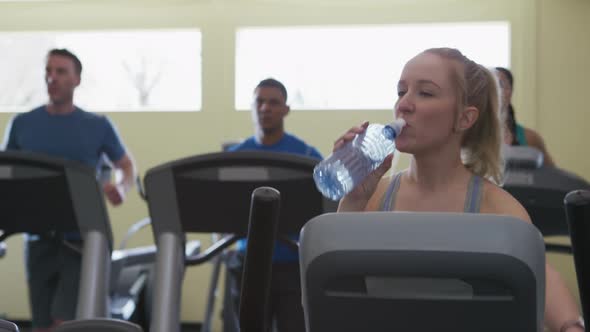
{"left": 458, "top": 106, "right": 479, "bottom": 131}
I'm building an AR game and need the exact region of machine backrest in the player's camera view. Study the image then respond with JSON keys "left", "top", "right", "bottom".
{"left": 300, "top": 212, "right": 546, "bottom": 332}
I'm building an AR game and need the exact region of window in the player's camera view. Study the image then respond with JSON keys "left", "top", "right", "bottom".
{"left": 236, "top": 22, "right": 510, "bottom": 110}
{"left": 0, "top": 29, "right": 202, "bottom": 112}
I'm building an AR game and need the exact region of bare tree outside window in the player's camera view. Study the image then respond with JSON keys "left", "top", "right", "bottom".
{"left": 122, "top": 56, "right": 165, "bottom": 107}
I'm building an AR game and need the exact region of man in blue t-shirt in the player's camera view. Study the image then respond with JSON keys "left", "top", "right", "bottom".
{"left": 2, "top": 49, "right": 137, "bottom": 332}
{"left": 225, "top": 78, "right": 322, "bottom": 332}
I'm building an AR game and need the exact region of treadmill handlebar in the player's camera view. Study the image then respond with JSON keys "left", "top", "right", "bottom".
{"left": 565, "top": 190, "right": 590, "bottom": 207}
{"left": 564, "top": 189, "right": 590, "bottom": 327}
{"left": 239, "top": 187, "right": 281, "bottom": 332}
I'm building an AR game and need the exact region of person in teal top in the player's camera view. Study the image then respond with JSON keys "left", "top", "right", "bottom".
{"left": 496, "top": 67, "right": 556, "bottom": 166}
{"left": 2, "top": 49, "right": 137, "bottom": 332}
{"left": 224, "top": 78, "right": 321, "bottom": 332}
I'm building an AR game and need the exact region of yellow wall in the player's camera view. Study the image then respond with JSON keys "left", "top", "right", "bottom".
{"left": 537, "top": 0, "right": 590, "bottom": 309}
{"left": 0, "top": 0, "right": 587, "bottom": 329}
{"left": 537, "top": 0, "right": 590, "bottom": 179}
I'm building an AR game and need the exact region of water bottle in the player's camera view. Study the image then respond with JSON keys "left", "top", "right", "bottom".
{"left": 313, "top": 119, "right": 406, "bottom": 201}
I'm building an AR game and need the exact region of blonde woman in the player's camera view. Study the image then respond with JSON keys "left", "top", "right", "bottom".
{"left": 336, "top": 48, "right": 583, "bottom": 332}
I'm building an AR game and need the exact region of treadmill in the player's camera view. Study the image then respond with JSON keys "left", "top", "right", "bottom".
{"left": 0, "top": 151, "right": 142, "bottom": 331}
{"left": 502, "top": 146, "right": 590, "bottom": 251}
{"left": 144, "top": 151, "right": 337, "bottom": 332}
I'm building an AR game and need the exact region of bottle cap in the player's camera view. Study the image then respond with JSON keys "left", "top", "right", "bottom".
{"left": 389, "top": 118, "right": 406, "bottom": 136}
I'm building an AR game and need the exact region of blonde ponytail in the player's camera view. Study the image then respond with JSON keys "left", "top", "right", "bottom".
{"left": 424, "top": 48, "right": 504, "bottom": 184}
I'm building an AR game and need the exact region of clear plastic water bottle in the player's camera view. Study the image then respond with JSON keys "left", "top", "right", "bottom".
{"left": 313, "top": 119, "right": 406, "bottom": 201}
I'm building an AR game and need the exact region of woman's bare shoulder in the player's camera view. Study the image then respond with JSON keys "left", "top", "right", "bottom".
{"left": 480, "top": 179, "right": 532, "bottom": 223}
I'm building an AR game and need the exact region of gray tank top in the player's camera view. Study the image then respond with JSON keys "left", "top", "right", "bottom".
{"left": 380, "top": 172, "right": 483, "bottom": 213}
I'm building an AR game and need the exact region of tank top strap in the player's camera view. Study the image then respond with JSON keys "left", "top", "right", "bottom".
{"left": 380, "top": 172, "right": 403, "bottom": 211}
{"left": 464, "top": 175, "right": 484, "bottom": 213}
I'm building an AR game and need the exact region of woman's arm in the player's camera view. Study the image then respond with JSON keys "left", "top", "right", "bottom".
{"left": 525, "top": 127, "right": 556, "bottom": 167}
{"left": 545, "top": 264, "right": 584, "bottom": 332}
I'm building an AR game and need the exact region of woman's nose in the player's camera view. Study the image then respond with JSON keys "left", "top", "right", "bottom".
{"left": 396, "top": 94, "right": 414, "bottom": 115}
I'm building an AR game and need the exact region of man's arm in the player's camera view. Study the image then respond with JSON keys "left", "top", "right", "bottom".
{"left": 103, "top": 153, "right": 136, "bottom": 206}
{"left": 525, "top": 127, "right": 556, "bottom": 167}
